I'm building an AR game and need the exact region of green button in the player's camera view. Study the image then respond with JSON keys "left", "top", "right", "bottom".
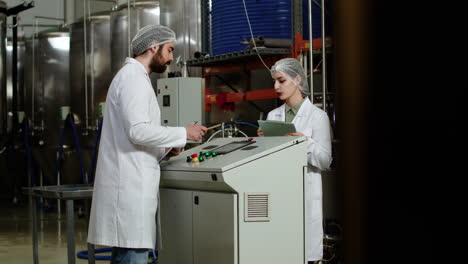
{"left": 212, "top": 152, "right": 217, "bottom": 157}
{"left": 199, "top": 156, "right": 205, "bottom": 162}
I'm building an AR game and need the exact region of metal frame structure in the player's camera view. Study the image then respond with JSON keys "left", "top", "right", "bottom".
{"left": 188, "top": 0, "right": 331, "bottom": 112}
{"left": 23, "top": 184, "right": 95, "bottom": 264}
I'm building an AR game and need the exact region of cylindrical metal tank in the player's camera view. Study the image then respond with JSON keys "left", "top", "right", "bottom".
{"left": 30, "top": 28, "right": 71, "bottom": 147}
{"left": 110, "top": 1, "right": 160, "bottom": 82}
{"left": 0, "top": 1, "right": 7, "bottom": 135}
{"left": 6, "top": 39, "right": 26, "bottom": 131}
{"left": 24, "top": 28, "right": 85, "bottom": 185}
{"left": 160, "top": 0, "right": 202, "bottom": 77}
{"left": 70, "top": 11, "right": 112, "bottom": 147}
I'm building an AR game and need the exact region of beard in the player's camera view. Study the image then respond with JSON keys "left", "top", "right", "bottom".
{"left": 149, "top": 48, "right": 171, "bottom": 73}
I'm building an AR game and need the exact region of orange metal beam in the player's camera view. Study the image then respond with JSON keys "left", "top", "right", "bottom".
{"left": 246, "top": 89, "right": 278, "bottom": 101}
{"left": 205, "top": 89, "right": 278, "bottom": 106}
{"left": 226, "top": 93, "right": 244, "bottom": 102}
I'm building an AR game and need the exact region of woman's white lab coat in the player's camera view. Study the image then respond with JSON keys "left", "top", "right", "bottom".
{"left": 87, "top": 58, "right": 186, "bottom": 249}
{"left": 266, "top": 98, "right": 332, "bottom": 261}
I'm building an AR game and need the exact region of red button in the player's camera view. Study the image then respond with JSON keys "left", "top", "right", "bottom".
{"left": 248, "top": 138, "right": 254, "bottom": 141}
{"left": 165, "top": 85, "right": 168, "bottom": 89}
{"left": 191, "top": 154, "right": 198, "bottom": 158}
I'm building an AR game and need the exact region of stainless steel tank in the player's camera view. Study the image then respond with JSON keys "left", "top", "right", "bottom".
{"left": 160, "top": 0, "right": 202, "bottom": 77}
{"left": 24, "top": 28, "right": 85, "bottom": 185}
{"left": 70, "top": 11, "right": 112, "bottom": 147}
{"left": 6, "top": 39, "right": 26, "bottom": 130}
{"left": 110, "top": 1, "right": 160, "bottom": 84}
{"left": 30, "top": 28, "right": 71, "bottom": 147}
{"left": 0, "top": 1, "right": 7, "bottom": 135}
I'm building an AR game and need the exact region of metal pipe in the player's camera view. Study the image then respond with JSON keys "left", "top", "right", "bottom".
{"left": 89, "top": 0, "right": 96, "bottom": 128}
{"left": 321, "top": 0, "right": 326, "bottom": 112}
{"left": 34, "top": 16, "right": 65, "bottom": 21}
{"left": 89, "top": 0, "right": 117, "bottom": 2}
{"left": 32, "top": 21, "right": 36, "bottom": 131}
{"left": 127, "top": 0, "right": 131, "bottom": 57}
{"left": 18, "top": 23, "right": 62, "bottom": 27}
{"left": 12, "top": 15, "right": 18, "bottom": 132}
{"left": 66, "top": 200, "right": 76, "bottom": 264}
{"left": 83, "top": 0, "right": 89, "bottom": 132}
{"left": 303, "top": 53, "right": 308, "bottom": 92}
{"left": 64, "top": 0, "right": 67, "bottom": 23}
{"left": 308, "top": 0, "right": 314, "bottom": 102}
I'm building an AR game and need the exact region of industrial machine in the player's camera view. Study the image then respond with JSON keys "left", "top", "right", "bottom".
{"left": 159, "top": 136, "right": 309, "bottom": 264}
{"left": 156, "top": 77, "right": 204, "bottom": 127}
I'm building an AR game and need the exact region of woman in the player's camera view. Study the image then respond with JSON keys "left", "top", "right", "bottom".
{"left": 258, "top": 58, "right": 332, "bottom": 262}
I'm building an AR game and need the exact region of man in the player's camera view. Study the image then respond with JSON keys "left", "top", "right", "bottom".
{"left": 87, "top": 25, "right": 207, "bottom": 264}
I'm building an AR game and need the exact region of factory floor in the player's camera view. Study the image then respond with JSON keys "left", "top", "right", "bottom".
{"left": 0, "top": 198, "right": 101, "bottom": 264}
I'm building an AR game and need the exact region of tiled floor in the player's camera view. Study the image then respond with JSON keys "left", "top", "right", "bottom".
{"left": 0, "top": 199, "right": 103, "bottom": 264}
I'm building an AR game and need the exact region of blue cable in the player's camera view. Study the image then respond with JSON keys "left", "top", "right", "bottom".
{"left": 76, "top": 248, "right": 158, "bottom": 261}
{"left": 77, "top": 247, "right": 112, "bottom": 260}
{"left": 68, "top": 114, "right": 88, "bottom": 184}
{"left": 55, "top": 114, "right": 88, "bottom": 185}
{"left": 235, "top": 121, "right": 259, "bottom": 128}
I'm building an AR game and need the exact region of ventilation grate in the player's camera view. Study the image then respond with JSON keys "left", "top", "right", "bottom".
{"left": 244, "top": 193, "right": 270, "bottom": 222}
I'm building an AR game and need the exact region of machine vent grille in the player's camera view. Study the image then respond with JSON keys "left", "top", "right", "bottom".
{"left": 244, "top": 193, "right": 270, "bottom": 222}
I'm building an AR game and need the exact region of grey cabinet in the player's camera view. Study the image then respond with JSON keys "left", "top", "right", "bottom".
{"left": 159, "top": 188, "right": 238, "bottom": 264}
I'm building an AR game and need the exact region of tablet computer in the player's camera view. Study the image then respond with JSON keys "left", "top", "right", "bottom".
{"left": 258, "top": 120, "right": 296, "bottom": 136}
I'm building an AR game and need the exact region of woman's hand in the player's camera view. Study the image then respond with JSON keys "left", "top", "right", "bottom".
{"left": 285, "top": 132, "right": 305, "bottom": 137}
{"left": 257, "top": 128, "right": 264, "bottom": 137}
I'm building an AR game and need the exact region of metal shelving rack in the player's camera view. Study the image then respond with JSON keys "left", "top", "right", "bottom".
{"left": 189, "top": 0, "right": 332, "bottom": 112}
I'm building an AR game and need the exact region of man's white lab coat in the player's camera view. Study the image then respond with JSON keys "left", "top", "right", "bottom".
{"left": 87, "top": 58, "right": 186, "bottom": 249}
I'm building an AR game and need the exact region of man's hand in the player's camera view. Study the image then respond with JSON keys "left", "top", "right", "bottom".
{"left": 257, "top": 128, "right": 264, "bottom": 137}
{"left": 185, "top": 124, "right": 207, "bottom": 141}
{"left": 163, "top": 147, "right": 182, "bottom": 161}
{"left": 167, "top": 147, "right": 181, "bottom": 158}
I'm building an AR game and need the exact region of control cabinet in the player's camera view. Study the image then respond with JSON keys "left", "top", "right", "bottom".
{"left": 159, "top": 137, "right": 309, "bottom": 264}
{"left": 156, "top": 77, "right": 204, "bottom": 126}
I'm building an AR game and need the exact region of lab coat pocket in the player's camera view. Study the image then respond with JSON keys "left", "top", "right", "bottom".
{"left": 141, "top": 167, "right": 160, "bottom": 200}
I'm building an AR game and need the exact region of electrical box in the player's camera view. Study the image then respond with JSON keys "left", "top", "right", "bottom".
{"left": 156, "top": 77, "right": 204, "bottom": 127}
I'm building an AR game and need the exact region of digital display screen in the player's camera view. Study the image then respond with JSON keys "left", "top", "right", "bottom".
{"left": 211, "top": 141, "right": 255, "bottom": 155}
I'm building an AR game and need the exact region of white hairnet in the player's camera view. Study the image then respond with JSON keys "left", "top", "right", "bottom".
{"left": 131, "top": 24, "right": 176, "bottom": 56}
{"left": 271, "top": 58, "right": 309, "bottom": 95}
